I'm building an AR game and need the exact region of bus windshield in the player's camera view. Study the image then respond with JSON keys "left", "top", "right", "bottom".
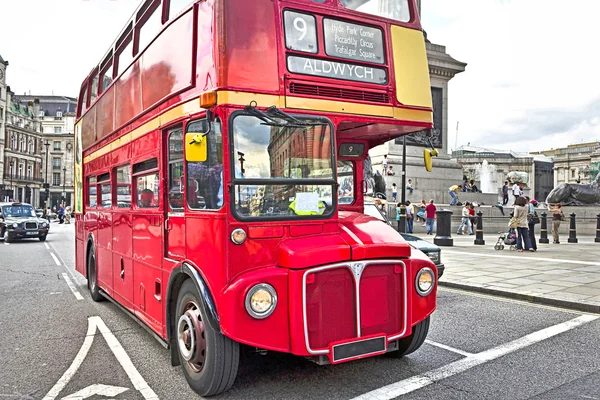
{"left": 231, "top": 114, "right": 335, "bottom": 219}
{"left": 340, "top": 0, "right": 411, "bottom": 23}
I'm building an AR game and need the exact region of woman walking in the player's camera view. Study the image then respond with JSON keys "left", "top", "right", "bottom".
{"left": 514, "top": 196, "right": 534, "bottom": 252}
{"left": 547, "top": 203, "right": 564, "bottom": 244}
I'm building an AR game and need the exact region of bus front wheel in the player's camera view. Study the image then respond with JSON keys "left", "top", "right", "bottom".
{"left": 389, "top": 317, "right": 430, "bottom": 358}
{"left": 175, "top": 279, "right": 239, "bottom": 397}
{"left": 87, "top": 249, "right": 103, "bottom": 302}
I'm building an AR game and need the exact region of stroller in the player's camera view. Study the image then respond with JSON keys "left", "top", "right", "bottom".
{"left": 494, "top": 228, "right": 517, "bottom": 251}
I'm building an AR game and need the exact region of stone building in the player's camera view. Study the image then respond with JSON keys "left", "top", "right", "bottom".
{"left": 369, "top": 2, "right": 467, "bottom": 204}
{"left": 0, "top": 74, "right": 44, "bottom": 205}
{"left": 16, "top": 95, "right": 77, "bottom": 209}
{"left": 452, "top": 145, "right": 554, "bottom": 202}
{"left": 0, "top": 54, "right": 8, "bottom": 196}
{"left": 537, "top": 141, "right": 600, "bottom": 186}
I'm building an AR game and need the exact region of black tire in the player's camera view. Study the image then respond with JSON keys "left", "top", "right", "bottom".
{"left": 87, "top": 248, "right": 103, "bottom": 302}
{"left": 4, "top": 230, "right": 13, "bottom": 243}
{"left": 39, "top": 235, "right": 47, "bottom": 242}
{"left": 389, "top": 317, "right": 430, "bottom": 358}
{"left": 175, "top": 279, "right": 239, "bottom": 397}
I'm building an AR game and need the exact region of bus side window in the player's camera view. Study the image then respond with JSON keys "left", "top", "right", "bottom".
{"left": 115, "top": 165, "right": 131, "bottom": 208}
{"left": 186, "top": 118, "right": 223, "bottom": 210}
{"left": 97, "top": 172, "right": 111, "bottom": 208}
{"left": 168, "top": 128, "right": 184, "bottom": 211}
{"left": 87, "top": 176, "right": 97, "bottom": 208}
{"left": 133, "top": 159, "right": 160, "bottom": 208}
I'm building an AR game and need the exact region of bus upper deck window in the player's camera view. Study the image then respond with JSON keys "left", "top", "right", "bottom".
{"left": 168, "top": 0, "right": 192, "bottom": 20}
{"left": 340, "top": 0, "right": 411, "bottom": 23}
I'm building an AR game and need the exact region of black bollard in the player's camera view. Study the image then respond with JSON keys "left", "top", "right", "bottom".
{"left": 596, "top": 214, "right": 600, "bottom": 243}
{"left": 397, "top": 205, "right": 406, "bottom": 233}
{"left": 434, "top": 209, "right": 453, "bottom": 246}
{"left": 539, "top": 212, "right": 549, "bottom": 244}
{"left": 568, "top": 212, "right": 578, "bottom": 243}
{"left": 474, "top": 211, "right": 485, "bottom": 245}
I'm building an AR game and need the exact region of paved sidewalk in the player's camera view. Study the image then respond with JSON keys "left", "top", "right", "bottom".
{"left": 416, "top": 233, "right": 600, "bottom": 313}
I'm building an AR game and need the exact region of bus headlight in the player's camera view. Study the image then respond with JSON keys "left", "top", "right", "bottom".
{"left": 415, "top": 267, "right": 435, "bottom": 296}
{"left": 245, "top": 284, "right": 277, "bottom": 319}
{"left": 231, "top": 228, "right": 247, "bottom": 245}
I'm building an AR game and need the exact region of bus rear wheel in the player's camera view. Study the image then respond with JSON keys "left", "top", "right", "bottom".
{"left": 389, "top": 317, "right": 430, "bottom": 358}
{"left": 87, "top": 249, "right": 103, "bottom": 302}
{"left": 175, "top": 279, "right": 239, "bottom": 397}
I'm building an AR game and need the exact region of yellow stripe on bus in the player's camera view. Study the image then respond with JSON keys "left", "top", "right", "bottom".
{"left": 83, "top": 91, "right": 431, "bottom": 163}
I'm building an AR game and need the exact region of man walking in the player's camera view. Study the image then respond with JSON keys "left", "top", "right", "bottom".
{"left": 502, "top": 181, "right": 509, "bottom": 205}
{"left": 512, "top": 182, "right": 520, "bottom": 203}
{"left": 58, "top": 203, "right": 65, "bottom": 224}
{"left": 448, "top": 184, "right": 462, "bottom": 206}
{"left": 457, "top": 201, "right": 473, "bottom": 235}
{"left": 425, "top": 199, "right": 437, "bottom": 235}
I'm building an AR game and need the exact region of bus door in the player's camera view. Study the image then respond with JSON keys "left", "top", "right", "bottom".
{"left": 165, "top": 126, "right": 186, "bottom": 260}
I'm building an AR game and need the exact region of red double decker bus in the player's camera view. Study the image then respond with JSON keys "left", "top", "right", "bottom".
{"left": 74, "top": 0, "right": 436, "bottom": 395}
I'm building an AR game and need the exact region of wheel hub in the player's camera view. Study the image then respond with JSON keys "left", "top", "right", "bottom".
{"left": 177, "top": 301, "right": 207, "bottom": 372}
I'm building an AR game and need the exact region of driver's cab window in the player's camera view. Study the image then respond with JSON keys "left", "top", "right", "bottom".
{"left": 337, "top": 160, "right": 355, "bottom": 205}
{"left": 168, "top": 128, "right": 184, "bottom": 211}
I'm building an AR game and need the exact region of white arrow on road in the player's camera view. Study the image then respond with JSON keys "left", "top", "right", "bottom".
{"left": 61, "top": 384, "right": 128, "bottom": 399}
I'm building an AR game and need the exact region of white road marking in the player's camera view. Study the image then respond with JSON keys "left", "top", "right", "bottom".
{"left": 50, "top": 252, "right": 61, "bottom": 266}
{"left": 48, "top": 242, "right": 86, "bottom": 285}
{"left": 43, "top": 316, "right": 158, "bottom": 400}
{"left": 425, "top": 340, "right": 474, "bottom": 357}
{"left": 351, "top": 315, "right": 598, "bottom": 400}
{"left": 61, "top": 384, "right": 128, "bottom": 399}
{"left": 44, "top": 242, "right": 50, "bottom": 250}
{"left": 3, "top": 241, "right": 9, "bottom": 246}
{"left": 444, "top": 249, "right": 600, "bottom": 266}
{"left": 49, "top": 292, "right": 63, "bottom": 295}
{"left": 61, "top": 273, "right": 84, "bottom": 300}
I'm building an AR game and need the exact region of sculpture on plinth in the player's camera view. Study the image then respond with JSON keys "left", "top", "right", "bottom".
{"left": 546, "top": 172, "right": 600, "bottom": 205}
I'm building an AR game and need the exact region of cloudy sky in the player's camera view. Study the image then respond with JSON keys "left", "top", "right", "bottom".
{"left": 1, "top": 0, "right": 599, "bottom": 153}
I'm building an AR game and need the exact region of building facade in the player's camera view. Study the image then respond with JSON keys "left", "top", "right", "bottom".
{"left": 537, "top": 142, "right": 600, "bottom": 186}
{"left": 1, "top": 87, "right": 44, "bottom": 204}
{"left": 16, "top": 95, "right": 77, "bottom": 209}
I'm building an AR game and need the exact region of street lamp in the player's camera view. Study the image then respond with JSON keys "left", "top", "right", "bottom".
{"left": 62, "top": 166, "right": 67, "bottom": 204}
{"left": 44, "top": 140, "right": 50, "bottom": 207}
{"left": 9, "top": 160, "right": 14, "bottom": 201}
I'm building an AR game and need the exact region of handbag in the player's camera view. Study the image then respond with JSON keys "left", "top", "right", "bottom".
{"left": 528, "top": 211, "right": 540, "bottom": 225}
{"left": 560, "top": 212, "right": 566, "bottom": 222}
{"left": 508, "top": 217, "right": 519, "bottom": 229}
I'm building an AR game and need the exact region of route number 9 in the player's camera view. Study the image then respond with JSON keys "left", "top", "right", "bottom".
{"left": 284, "top": 11, "right": 317, "bottom": 53}
{"left": 294, "top": 17, "right": 307, "bottom": 41}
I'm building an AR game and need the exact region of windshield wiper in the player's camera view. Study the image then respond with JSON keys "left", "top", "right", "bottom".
{"left": 244, "top": 102, "right": 326, "bottom": 128}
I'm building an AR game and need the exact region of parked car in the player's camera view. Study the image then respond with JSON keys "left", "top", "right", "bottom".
{"left": 363, "top": 202, "right": 444, "bottom": 277}
{"left": 0, "top": 202, "right": 51, "bottom": 242}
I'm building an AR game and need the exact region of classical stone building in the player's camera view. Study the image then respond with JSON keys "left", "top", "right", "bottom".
{"left": 369, "top": 31, "right": 467, "bottom": 203}
{"left": 453, "top": 145, "right": 554, "bottom": 201}
{"left": 537, "top": 141, "right": 600, "bottom": 186}
{"left": 16, "top": 95, "right": 77, "bottom": 209}
{"left": 0, "top": 55, "right": 8, "bottom": 196}
{"left": 0, "top": 83, "right": 44, "bottom": 204}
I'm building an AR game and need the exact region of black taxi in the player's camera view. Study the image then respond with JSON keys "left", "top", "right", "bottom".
{"left": 0, "top": 202, "right": 50, "bottom": 243}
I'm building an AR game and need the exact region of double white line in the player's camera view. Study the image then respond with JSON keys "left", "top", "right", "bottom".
{"left": 46, "top": 242, "right": 84, "bottom": 301}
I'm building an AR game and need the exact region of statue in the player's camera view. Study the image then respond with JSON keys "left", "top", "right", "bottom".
{"left": 363, "top": 155, "right": 387, "bottom": 199}
{"left": 546, "top": 172, "right": 600, "bottom": 206}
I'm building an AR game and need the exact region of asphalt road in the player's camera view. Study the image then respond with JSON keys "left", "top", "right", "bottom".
{"left": 1, "top": 223, "right": 599, "bottom": 400}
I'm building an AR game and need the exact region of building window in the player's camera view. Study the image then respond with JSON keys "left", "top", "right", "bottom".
{"left": 27, "top": 165, "right": 33, "bottom": 179}
{"left": 571, "top": 169, "right": 576, "bottom": 179}
{"left": 54, "top": 126, "right": 62, "bottom": 134}
{"left": 53, "top": 173, "right": 61, "bottom": 186}
{"left": 28, "top": 140, "right": 34, "bottom": 154}
{"left": 18, "top": 164, "right": 23, "bottom": 178}
{"left": 53, "top": 158, "right": 61, "bottom": 170}
{"left": 11, "top": 135, "right": 17, "bottom": 150}
{"left": 53, "top": 141, "right": 61, "bottom": 151}
{"left": 56, "top": 111, "right": 63, "bottom": 118}
{"left": 39, "top": 110, "right": 45, "bottom": 117}
{"left": 20, "top": 137, "right": 25, "bottom": 152}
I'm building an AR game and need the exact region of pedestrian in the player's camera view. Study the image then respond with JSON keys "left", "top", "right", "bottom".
{"left": 448, "top": 184, "right": 462, "bottom": 206}
{"left": 469, "top": 203, "right": 476, "bottom": 227}
{"left": 425, "top": 199, "right": 437, "bottom": 235}
{"left": 513, "top": 196, "right": 534, "bottom": 252}
{"left": 406, "top": 179, "right": 413, "bottom": 194}
{"left": 395, "top": 202, "right": 403, "bottom": 233}
{"left": 417, "top": 199, "right": 427, "bottom": 225}
{"left": 65, "top": 206, "right": 72, "bottom": 224}
{"left": 512, "top": 182, "right": 520, "bottom": 203}
{"left": 470, "top": 180, "right": 479, "bottom": 193}
{"left": 527, "top": 198, "right": 537, "bottom": 251}
{"left": 457, "top": 201, "right": 473, "bottom": 235}
{"left": 547, "top": 203, "right": 564, "bottom": 244}
{"left": 391, "top": 183, "right": 398, "bottom": 201}
{"left": 502, "top": 181, "right": 509, "bottom": 205}
{"left": 46, "top": 206, "right": 51, "bottom": 222}
{"left": 404, "top": 201, "right": 414, "bottom": 233}
{"left": 58, "top": 203, "right": 65, "bottom": 224}
{"left": 382, "top": 154, "right": 388, "bottom": 175}
{"left": 387, "top": 166, "right": 395, "bottom": 176}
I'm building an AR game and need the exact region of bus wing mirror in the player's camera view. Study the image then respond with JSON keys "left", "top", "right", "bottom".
{"left": 186, "top": 133, "right": 208, "bottom": 162}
